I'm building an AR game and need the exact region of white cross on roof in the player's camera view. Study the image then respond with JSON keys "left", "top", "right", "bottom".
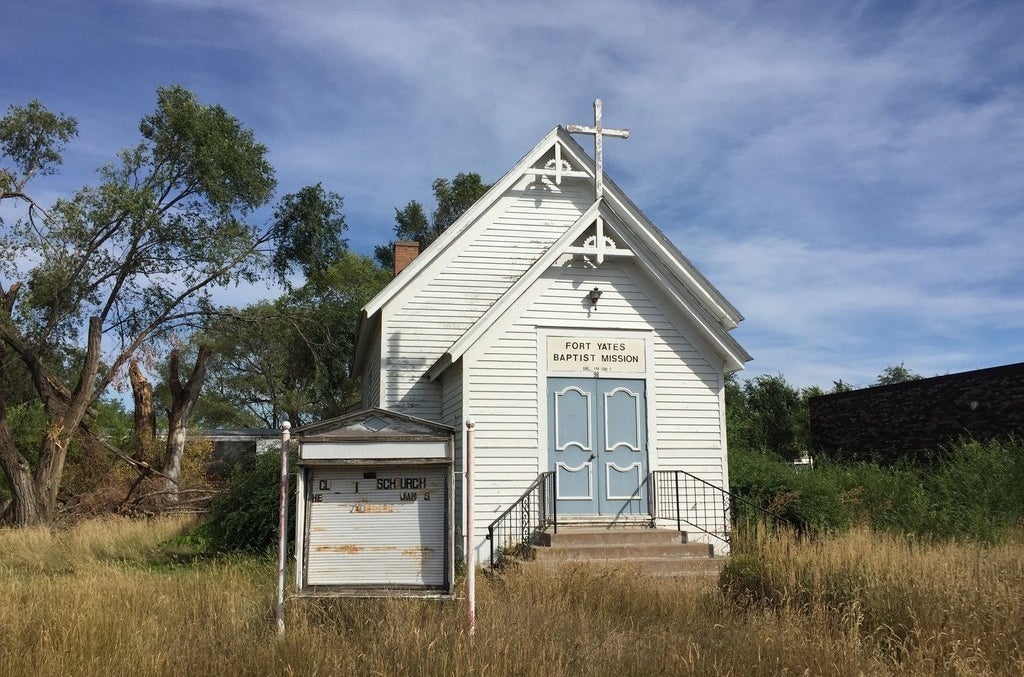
{"left": 567, "top": 98, "right": 630, "bottom": 201}
{"left": 567, "top": 99, "right": 629, "bottom": 264}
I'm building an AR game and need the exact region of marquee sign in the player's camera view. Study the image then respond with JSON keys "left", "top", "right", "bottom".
{"left": 546, "top": 336, "right": 646, "bottom": 373}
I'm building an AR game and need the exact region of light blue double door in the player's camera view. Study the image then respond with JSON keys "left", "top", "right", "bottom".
{"left": 548, "top": 377, "right": 648, "bottom": 517}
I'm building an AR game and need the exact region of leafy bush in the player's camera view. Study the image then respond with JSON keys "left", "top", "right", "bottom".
{"left": 729, "top": 449, "right": 855, "bottom": 532}
{"left": 832, "top": 461, "right": 931, "bottom": 534}
{"left": 926, "top": 437, "right": 1024, "bottom": 542}
{"left": 729, "top": 438, "right": 1024, "bottom": 543}
{"left": 203, "top": 448, "right": 291, "bottom": 553}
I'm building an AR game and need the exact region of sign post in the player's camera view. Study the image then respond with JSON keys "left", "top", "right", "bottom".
{"left": 465, "top": 419, "right": 476, "bottom": 637}
{"left": 276, "top": 420, "right": 291, "bottom": 636}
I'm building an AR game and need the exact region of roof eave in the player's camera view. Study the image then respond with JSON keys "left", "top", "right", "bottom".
{"left": 360, "top": 127, "right": 565, "bottom": 322}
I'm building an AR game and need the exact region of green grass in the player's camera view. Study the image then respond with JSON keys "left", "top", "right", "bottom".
{"left": 730, "top": 437, "right": 1024, "bottom": 542}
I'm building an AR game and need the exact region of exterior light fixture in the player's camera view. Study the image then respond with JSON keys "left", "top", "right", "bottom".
{"left": 588, "top": 287, "right": 603, "bottom": 307}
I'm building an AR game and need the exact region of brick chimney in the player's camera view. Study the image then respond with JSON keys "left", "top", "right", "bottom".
{"left": 393, "top": 240, "right": 420, "bottom": 276}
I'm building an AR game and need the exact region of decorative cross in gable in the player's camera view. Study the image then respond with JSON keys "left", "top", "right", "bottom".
{"left": 567, "top": 99, "right": 630, "bottom": 263}
{"left": 567, "top": 98, "right": 630, "bottom": 201}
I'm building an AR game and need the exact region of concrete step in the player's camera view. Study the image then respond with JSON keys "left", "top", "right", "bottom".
{"left": 531, "top": 527, "right": 718, "bottom": 571}
{"left": 554, "top": 517, "right": 654, "bottom": 530}
{"left": 533, "top": 541, "right": 713, "bottom": 561}
{"left": 528, "top": 555, "right": 725, "bottom": 578}
{"left": 536, "top": 528, "right": 687, "bottom": 548}
{"left": 524, "top": 527, "right": 724, "bottom": 579}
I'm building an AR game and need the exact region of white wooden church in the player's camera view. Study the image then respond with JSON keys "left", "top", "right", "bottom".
{"left": 292, "top": 101, "right": 749, "bottom": 589}
{"left": 338, "top": 101, "right": 751, "bottom": 572}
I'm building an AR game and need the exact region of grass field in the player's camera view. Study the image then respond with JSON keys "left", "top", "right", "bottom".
{"left": 1, "top": 517, "right": 1022, "bottom": 676}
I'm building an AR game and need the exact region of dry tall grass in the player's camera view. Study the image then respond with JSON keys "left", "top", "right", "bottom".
{"left": 724, "top": 526, "right": 1024, "bottom": 675}
{"left": 1, "top": 518, "right": 1022, "bottom": 676}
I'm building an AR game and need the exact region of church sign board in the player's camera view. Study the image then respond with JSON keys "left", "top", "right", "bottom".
{"left": 546, "top": 335, "right": 646, "bottom": 373}
{"left": 292, "top": 409, "right": 455, "bottom": 597}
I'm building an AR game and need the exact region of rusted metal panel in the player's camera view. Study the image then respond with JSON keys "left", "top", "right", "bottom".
{"left": 304, "top": 465, "right": 447, "bottom": 588}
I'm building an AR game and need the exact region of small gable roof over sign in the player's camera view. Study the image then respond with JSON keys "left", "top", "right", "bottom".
{"left": 296, "top": 408, "right": 454, "bottom": 443}
{"left": 296, "top": 408, "right": 454, "bottom": 462}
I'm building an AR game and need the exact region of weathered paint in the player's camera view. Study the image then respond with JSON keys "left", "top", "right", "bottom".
{"left": 567, "top": 98, "right": 629, "bottom": 258}
{"left": 303, "top": 464, "right": 449, "bottom": 589}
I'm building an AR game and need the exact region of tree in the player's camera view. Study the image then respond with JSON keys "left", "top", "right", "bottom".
{"left": 724, "top": 373, "right": 751, "bottom": 452}
{"left": 161, "top": 345, "right": 212, "bottom": 502}
{"left": 876, "top": 362, "right": 922, "bottom": 386}
{"left": 0, "top": 100, "right": 77, "bottom": 200}
{"left": 189, "top": 180, "right": 381, "bottom": 429}
{"left": 374, "top": 172, "right": 490, "bottom": 269}
{"left": 128, "top": 360, "right": 158, "bottom": 465}
{"left": 270, "top": 183, "right": 347, "bottom": 287}
{"left": 0, "top": 87, "right": 276, "bottom": 525}
{"left": 195, "top": 252, "right": 390, "bottom": 428}
{"left": 726, "top": 374, "right": 809, "bottom": 459}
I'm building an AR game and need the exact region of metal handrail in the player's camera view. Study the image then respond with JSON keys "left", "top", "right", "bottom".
{"left": 650, "top": 469, "right": 791, "bottom": 546}
{"left": 485, "top": 471, "right": 556, "bottom": 567}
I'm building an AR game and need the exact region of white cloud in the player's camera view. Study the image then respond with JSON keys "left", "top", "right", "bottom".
{"left": 4, "top": 0, "right": 1023, "bottom": 388}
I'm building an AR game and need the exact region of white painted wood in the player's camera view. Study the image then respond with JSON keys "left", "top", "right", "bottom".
{"left": 361, "top": 339, "right": 382, "bottom": 408}
{"left": 431, "top": 202, "right": 748, "bottom": 379}
{"left": 458, "top": 257, "right": 731, "bottom": 557}
{"left": 349, "top": 125, "right": 750, "bottom": 563}
{"left": 382, "top": 177, "right": 593, "bottom": 418}
{"left": 567, "top": 98, "right": 630, "bottom": 204}
{"left": 300, "top": 440, "right": 449, "bottom": 460}
{"left": 438, "top": 361, "right": 465, "bottom": 556}
{"left": 354, "top": 128, "right": 746, "bottom": 384}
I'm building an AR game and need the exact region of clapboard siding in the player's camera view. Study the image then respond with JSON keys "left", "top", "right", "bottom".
{"left": 380, "top": 180, "right": 592, "bottom": 420}
{"left": 468, "top": 323, "right": 541, "bottom": 547}
{"left": 361, "top": 328, "right": 382, "bottom": 408}
{"left": 463, "top": 258, "right": 728, "bottom": 551}
{"left": 439, "top": 361, "right": 465, "bottom": 553}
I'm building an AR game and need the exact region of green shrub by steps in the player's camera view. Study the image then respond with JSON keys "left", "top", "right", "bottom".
{"left": 730, "top": 438, "right": 1024, "bottom": 542}
{"left": 729, "top": 448, "right": 854, "bottom": 531}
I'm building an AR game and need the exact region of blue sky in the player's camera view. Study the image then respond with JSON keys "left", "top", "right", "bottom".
{"left": 3, "top": 0, "right": 1022, "bottom": 389}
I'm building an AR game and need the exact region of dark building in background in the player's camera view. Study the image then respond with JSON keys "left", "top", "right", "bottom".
{"left": 203, "top": 429, "right": 280, "bottom": 478}
{"left": 809, "top": 362, "right": 1024, "bottom": 463}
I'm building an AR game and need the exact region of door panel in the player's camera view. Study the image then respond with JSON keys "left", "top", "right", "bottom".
{"left": 551, "top": 383, "right": 597, "bottom": 511}
{"left": 549, "top": 378, "right": 647, "bottom": 517}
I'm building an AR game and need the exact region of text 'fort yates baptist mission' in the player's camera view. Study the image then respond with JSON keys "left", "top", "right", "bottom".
{"left": 546, "top": 336, "right": 646, "bottom": 373}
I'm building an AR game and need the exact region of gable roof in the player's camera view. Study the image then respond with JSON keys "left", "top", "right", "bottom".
{"left": 296, "top": 407, "right": 454, "bottom": 440}
{"left": 353, "top": 127, "right": 749, "bottom": 373}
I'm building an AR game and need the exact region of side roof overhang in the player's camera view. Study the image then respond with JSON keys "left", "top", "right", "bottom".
{"left": 352, "top": 128, "right": 565, "bottom": 373}
{"left": 352, "top": 127, "right": 750, "bottom": 375}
